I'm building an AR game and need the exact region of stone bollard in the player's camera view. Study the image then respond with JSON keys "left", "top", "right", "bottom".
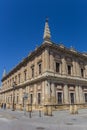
{"left": 48, "top": 105, "right": 52, "bottom": 116}
{"left": 44, "top": 105, "right": 48, "bottom": 115}
{"left": 70, "top": 105, "right": 74, "bottom": 114}
{"left": 74, "top": 105, "right": 78, "bottom": 114}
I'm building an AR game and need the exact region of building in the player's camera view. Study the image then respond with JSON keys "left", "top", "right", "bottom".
{"left": 0, "top": 20, "right": 87, "bottom": 111}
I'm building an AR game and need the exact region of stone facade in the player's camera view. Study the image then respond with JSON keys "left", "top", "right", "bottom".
{"left": 0, "top": 20, "right": 87, "bottom": 111}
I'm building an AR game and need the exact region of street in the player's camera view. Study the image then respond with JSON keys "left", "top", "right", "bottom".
{"left": 0, "top": 108, "right": 87, "bottom": 130}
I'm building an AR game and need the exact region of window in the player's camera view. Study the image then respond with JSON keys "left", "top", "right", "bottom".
{"left": 39, "top": 63, "right": 42, "bottom": 74}
{"left": 8, "top": 97, "right": 9, "bottom": 103}
{"left": 57, "top": 92, "right": 62, "bottom": 104}
{"left": 18, "top": 74, "right": 21, "bottom": 83}
{"left": 11, "top": 94, "right": 12, "bottom": 103}
{"left": 8, "top": 80, "right": 9, "bottom": 87}
{"left": 70, "top": 93, "right": 74, "bottom": 104}
{"left": 81, "top": 68, "right": 84, "bottom": 77}
{"left": 12, "top": 78, "right": 14, "bottom": 84}
{"left": 67, "top": 65, "right": 71, "bottom": 75}
{"left": 24, "top": 70, "right": 27, "bottom": 81}
{"left": 56, "top": 62, "right": 60, "bottom": 73}
{"left": 15, "top": 76, "right": 17, "bottom": 84}
{"left": 30, "top": 94, "right": 33, "bottom": 104}
{"left": 38, "top": 93, "right": 41, "bottom": 104}
{"left": 84, "top": 93, "right": 87, "bottom": 103}
{"left": 10, "top": 79, "right": 11, "bottom": 86}
{"left": 31, "top": 67, "right": 34, "bottom": 78}
{"left": 17, "top": 95, "right": 19, "bottom": 104}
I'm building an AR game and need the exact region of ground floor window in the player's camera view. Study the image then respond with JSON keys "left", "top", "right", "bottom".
{"left": 30, "top": 94, "right": 33, "bottom": 104}
{"left": 70, "top": 93, "right": 74, "bottom": 104}
{"left": 57, "top": 92, "right": 62, "bottom": 104}
{"left": 84, "top": 93, "right": 87, "bottom": 103}
{"left": 37, "top": 93, "right": 41, "bottom": 104}
{"left": 17, "top": 95, "right": 19, "bottom": 104}
{"left": 23, "top": 98, "right": 24, "bottom": 107}
{"left": 11, "top": 95, "right": 12, "bottom": 103}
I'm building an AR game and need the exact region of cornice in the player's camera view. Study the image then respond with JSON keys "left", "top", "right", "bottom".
{"left": 1, "top": 72, "right": 87, "bottom": 94}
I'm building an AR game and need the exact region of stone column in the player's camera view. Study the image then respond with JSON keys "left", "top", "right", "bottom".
{"left": 50, "top": 52, "right": 54, "bottom": 72}
{"left": 79, "top": 86, "right": 84, "bottom": 103}
{"left": 61, "top": 57, "right": 66, "bottom": 75}
{"left": 63, "top": 84, "right": 69, "bottom": 104}
{"left": 75, "top": 86, "right": 79, "bottom": 104}
{"left": 45, "top": 48, "right": 50, "bottom": 71}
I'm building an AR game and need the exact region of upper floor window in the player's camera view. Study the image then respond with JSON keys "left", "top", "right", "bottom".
{"left": 18, "top": 74, "right": 21, "bottom": 84}
{"left": 38, "top": 63, "right": 42, "bottom": 74}
{"left": 67, "top": 65, "right": 71, "bottom": 75}
{"left": 8, "top": 80, "right": 9, "bottom": 87}
{"left": 24, "top": 70, "right": 27, "bottom": 81}
{"left": 15, "top": 76, "right": 17, "bottom": 84}
{"left": 31, "top": 66, "right": 34, "bottom": 78}
{"left": 10, "top": 79, "right": 11, "bottom": 86}
{"left": 56, "top": 62, "right": 60, "bottom": 73}
{"left": 12, "top": 77, "right": 14, "bottom": 84}
{"left": 81, "top": 68, "right": 84, "bottom": 77}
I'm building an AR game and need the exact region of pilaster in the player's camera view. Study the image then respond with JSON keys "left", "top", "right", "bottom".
{"left": 75, "top": 85, "right": 79, "bottom": 104}
{"left": 72, "top": 60, "right": 76, "bottom": 76}
{"left": 50, "top": 51, "right": 54, "bottom": 72}
{"left": 79, "top": 86, "right": 84, "bottom": 103}
{"left": 76, "top": 61, "right": 80, "bottom": 77}
{"left": 45, "top": 48, "right": 50, "bottom": 71}
{"left": 19, "top": 88, "right": 23, "bottom": 104}
{"left": 63, "top": 84, "right": 69, "bottom": 104}
{"left": 33, "top": 84, "right": 37, "bottom": 105}
{"left": 41, "top": 81, "right": 45, "bottom": 105}
{"left": 61, "top": 57, "right": 66, "bottom": 75}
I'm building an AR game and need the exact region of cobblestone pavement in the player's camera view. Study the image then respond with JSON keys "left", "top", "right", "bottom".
{"left": 0, "top": 109, "right": 87, "bottom": 130}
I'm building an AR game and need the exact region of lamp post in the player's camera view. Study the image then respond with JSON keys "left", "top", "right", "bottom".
{"left": 12, "top": 81, "right": 16, "bottom": 111}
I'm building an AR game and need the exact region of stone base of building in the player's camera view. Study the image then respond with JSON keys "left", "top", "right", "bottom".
{"left": 2, "top": 103, "right": 87, "bottom": 112}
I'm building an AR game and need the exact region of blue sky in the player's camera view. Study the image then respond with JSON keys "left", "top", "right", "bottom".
{"left": 0, "top": 0, "right": 87, "bottom": 84}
